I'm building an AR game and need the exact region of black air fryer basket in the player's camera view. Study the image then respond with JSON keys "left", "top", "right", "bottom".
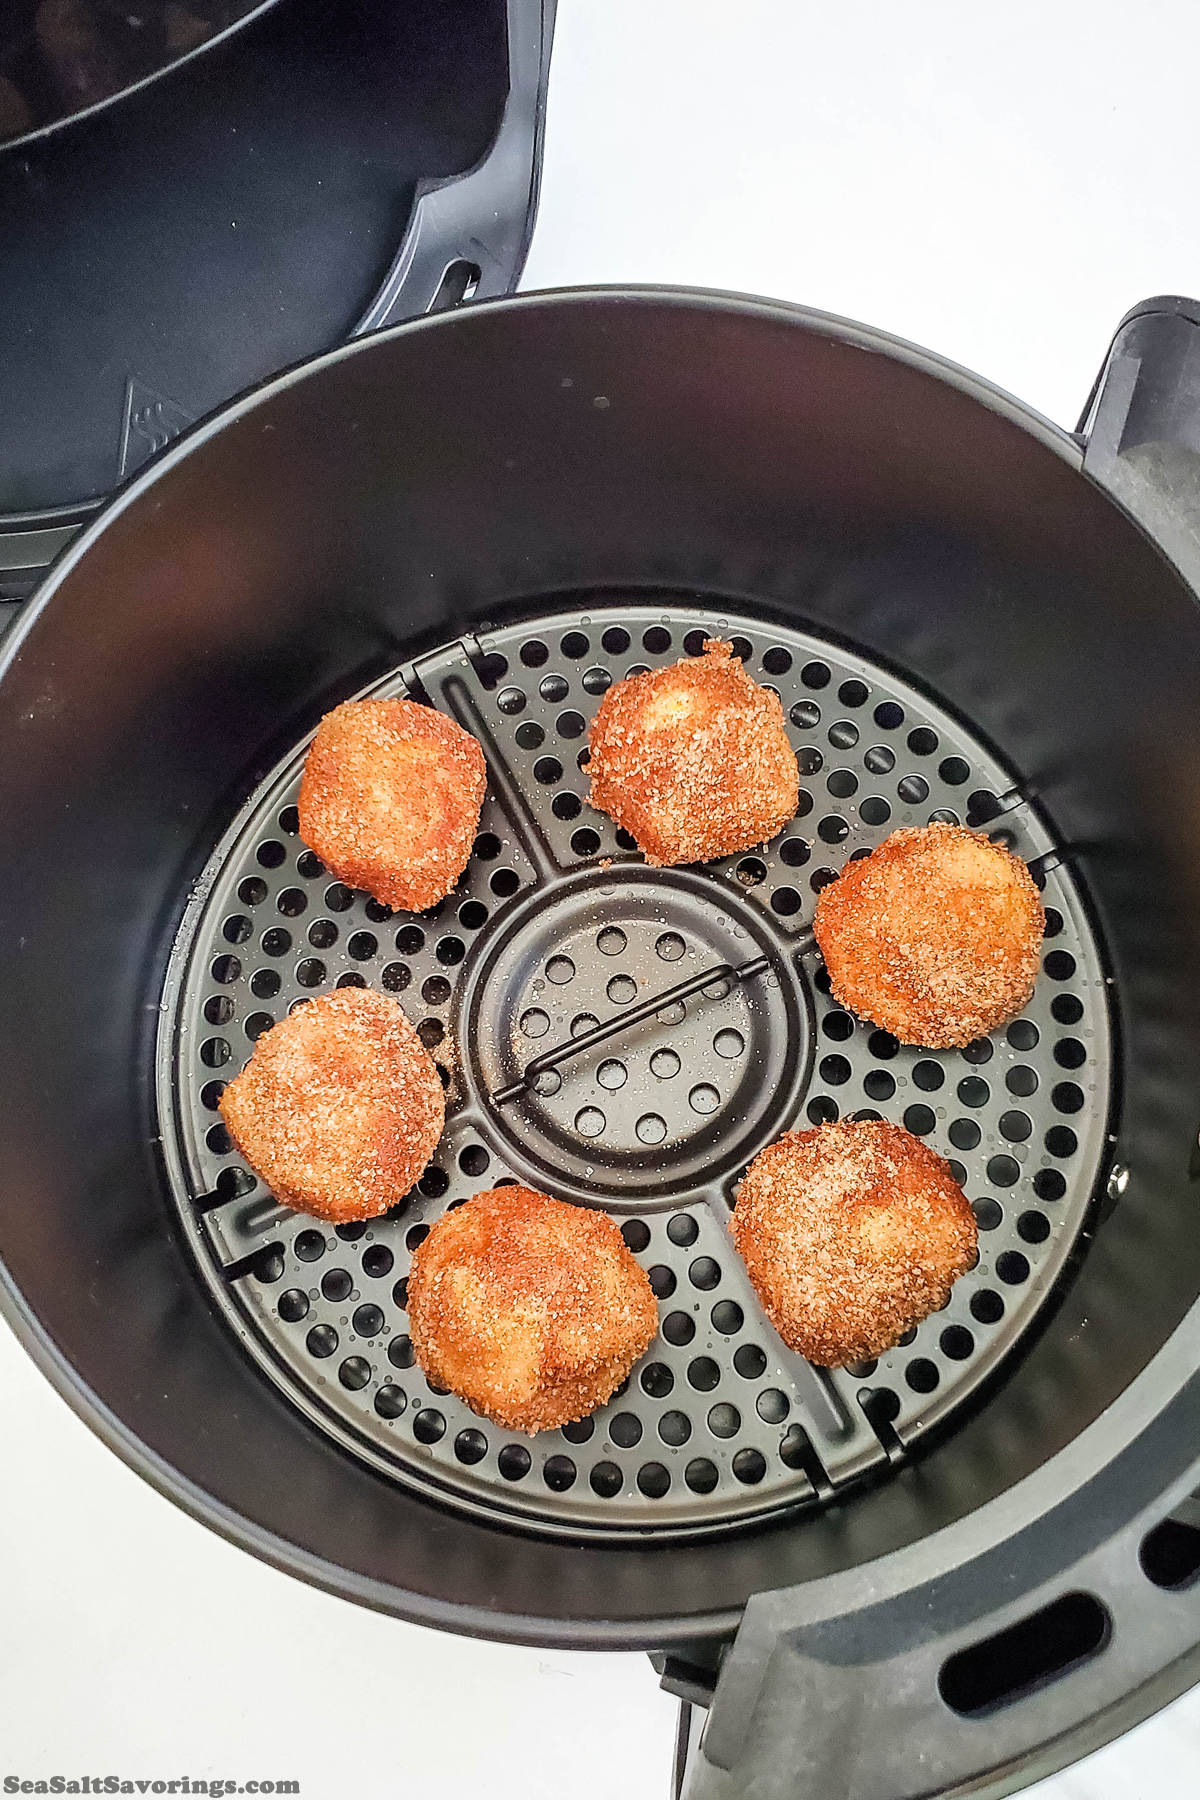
{"left": 6, "top": 282, "right": 1200, "bottom": 1800}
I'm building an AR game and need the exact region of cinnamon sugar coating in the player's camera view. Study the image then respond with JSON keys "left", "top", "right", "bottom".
{"left": 407, "top": 1186, "right": 658, "bottom": 1434}
{"left": 814, "top": 823, "right": 1044, "bottom": 1048}
{"left": 298, "top": 697, "right": 486, "bottom": 913}
{"left": 586, "top": 639, "right": 799, "bottom": 866}
{"left": 218, "top": 987, "right": 444, "bottom": 1223}
{"left": 732, "top": 1120, "right": 977, "bottom": 1366}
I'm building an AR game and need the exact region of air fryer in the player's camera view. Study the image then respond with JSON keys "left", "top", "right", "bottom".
{"left": 4, "top": 286, "right": 1200, "bottom": 1800}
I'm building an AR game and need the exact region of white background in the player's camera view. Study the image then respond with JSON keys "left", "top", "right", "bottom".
{"left": 6, "top": 4, "right": 1200, "bottom": 1796}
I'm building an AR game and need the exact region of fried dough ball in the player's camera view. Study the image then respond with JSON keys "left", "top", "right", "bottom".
{"left": 218, "top": 987, "right": 444, "bottom": 1223}
{"left": 298, "top": 697, "right": 487, "bottom": 913}
{"left": 586, "top": 638, "right": 799, "bottom": 866}
{"left": 407, "top": 1186, "right": 658, "bottom": 1433}
{"left": 732, "top": 1120, "right": 977, "bottom": 1366}
{"left": 814, "top": 822, "right": 1044, "bottom": 1048}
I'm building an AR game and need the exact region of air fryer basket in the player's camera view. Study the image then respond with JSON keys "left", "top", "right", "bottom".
{"left": 4, "top": 290, "right": 1200, "bottom": 1800}
{"left": 160, "top": 602, "right": 1110, "bottom": 1538}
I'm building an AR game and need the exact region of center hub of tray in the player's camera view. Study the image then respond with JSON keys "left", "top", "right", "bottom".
{"left": 461, "top": 864, "right": 811, "bottom": 1206}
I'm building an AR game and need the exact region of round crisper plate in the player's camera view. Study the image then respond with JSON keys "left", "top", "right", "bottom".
{"left": 157, "top": 598, "right": 1113, "bottom": 1539}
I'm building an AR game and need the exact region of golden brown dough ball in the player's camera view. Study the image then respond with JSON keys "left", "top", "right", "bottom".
{"left": 407, "top": 1186, "right": 658, "bottom": 1433}
{"left": 218, "top": 987, "right": 444, "bottom": 1223}
{"left": 813, "top": 822, "right": 1044, "bottom": 1048}
{"left": 731, "top": 1120, "right": 978, "bottom": 1366}
{"left": 298, "top": 696, "right": 486, "bottom": 913}
{"left": 586, "top": 639, "right": 799, "bottom": 865}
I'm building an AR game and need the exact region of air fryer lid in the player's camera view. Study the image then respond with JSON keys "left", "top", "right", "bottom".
{"left": 3, "top": 292, "right": 1200, "bottom": 1798}
{"left": 0, "top": 0, "right": 272, "bottom": 147}
{"left": 0, "top": 0, "right": 548, "bottom": 538}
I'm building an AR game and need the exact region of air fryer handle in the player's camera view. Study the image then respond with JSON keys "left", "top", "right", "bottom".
{"left": 680, "top": 1453, "right": 1200, "bottom": 1798}
{"left": 1079, "top": 295, "right": 1200, "bottom": 597}
{"left": 353, "top": 0, "right": 555, "bottom": 333}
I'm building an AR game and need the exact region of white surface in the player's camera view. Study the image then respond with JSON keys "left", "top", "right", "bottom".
{"left": 524, "top": 0, "right": 1200, "bottom": 432}
{"left": 0, "top": 1325, "right": 676, "bottom": 1798}
{"left": 6, "top": 3, "right": 1200, "bottom": 1796}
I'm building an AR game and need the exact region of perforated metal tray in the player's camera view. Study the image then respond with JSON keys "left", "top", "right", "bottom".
{"left": 157, "top": 598, "right": 1113, "bottom": 1539}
